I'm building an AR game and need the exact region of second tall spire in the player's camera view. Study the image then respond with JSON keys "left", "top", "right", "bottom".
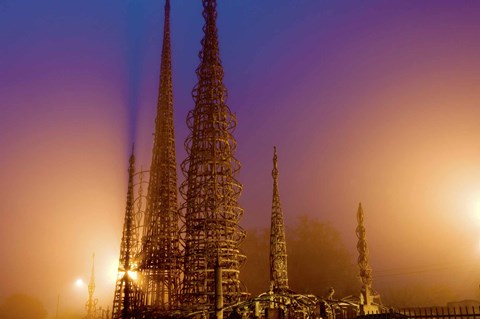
{"left": 139, "top": 0, "right": 182, "bottom": 311}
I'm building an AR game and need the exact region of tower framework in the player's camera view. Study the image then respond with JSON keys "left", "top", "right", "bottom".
{"left": 180, "top": 0, "right": 246, "bottom": 309}
{"left": 269, "top": 147, "right": 289, "bottom": 292}
{"left": 236, "top": 150, "right": 318, "bottom": 319}
{"left": 356, "top": 203, "right": 372, "bottom": 291}
{"left": 85, "top": 254, "right": 98, "bottom": 319}
{"left": 138, "top": 0, "right": 182, "bottom": 311}
{"left": 356, "top": 203, "right": 380, "bottom": 314}
{"left": 112, "top": 150, "right": 141, "bottom": 319}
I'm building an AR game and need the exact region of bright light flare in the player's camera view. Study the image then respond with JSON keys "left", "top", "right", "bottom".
{"left": 75, "top": 278, "right": 85, "bottom": 287}
{"left": 467, "top": 193, "right": 480, "bottom": 225}
{"left": 107, "top": 258, "right": 119, "bottom": 284}
{"left": 117, "top": 271, "right": 138, "bottom": 281}
{"left": 127, "top": 271, "right": 138, "bottom": 281}
{"left": 474, "top": 199, "right": 480, "bottom": 220}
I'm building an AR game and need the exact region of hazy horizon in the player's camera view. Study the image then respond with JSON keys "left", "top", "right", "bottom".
{"left": 2, "top": 0, "right": 480, "bottom": 317}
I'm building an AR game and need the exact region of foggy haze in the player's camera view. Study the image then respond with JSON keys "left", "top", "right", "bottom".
{"left": 1, "top": 0, "right": 480, "bottom": 317}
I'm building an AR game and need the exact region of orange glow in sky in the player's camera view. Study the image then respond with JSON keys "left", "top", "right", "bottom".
{"left": 2, "top": 0, "right": 480, "bottom": 316}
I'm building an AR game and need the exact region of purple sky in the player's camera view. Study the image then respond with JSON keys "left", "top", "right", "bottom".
{"left": 1, "top": 0, "right": 480, "bottom": 316}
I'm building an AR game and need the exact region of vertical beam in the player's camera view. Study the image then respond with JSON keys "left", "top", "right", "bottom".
{"left": 215, "top": 257, "right": 224, "bottom": 319}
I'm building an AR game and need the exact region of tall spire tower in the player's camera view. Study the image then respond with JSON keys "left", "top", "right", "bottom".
{"left": 356, "top": 203, "right": 379, "bottom": 314}
{"left": 180, "top": 0, "right": 245, "bottom": 309}
{"left": 112, "top": 149, "right": 139, "bottom": 319}
{"left": 139, "top": 0, "right": 181, "bottom": 310}
{"left": 269, "top": 147, "right": 289, "bottom": 292}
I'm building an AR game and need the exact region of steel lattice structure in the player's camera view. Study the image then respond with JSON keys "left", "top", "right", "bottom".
{"left": 112, "top": 151, "right": 142, "bottom": 319}
{"left": 138, "top": 0, "right": 182, "bottom": 311}
{"left": 179, "top": 0, "right": 246, "bottom": 309}
{"left": 269, "top": 147, "right": 289, "bottom": 292}
{"left": 356, "top": 203, "right": 380, "bottom": 313}
{"left": 356, "top": 203, "right": 372, "bottom": 290}
{"left": 85, "top": 254, "right": 98, "bottom": 319}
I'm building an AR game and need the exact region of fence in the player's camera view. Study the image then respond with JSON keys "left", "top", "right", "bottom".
{"left": 357, "top": 307, "right": 480, "bottom": 319}
{"left": 397, "top": 307, "right": 480, "bottom": 319}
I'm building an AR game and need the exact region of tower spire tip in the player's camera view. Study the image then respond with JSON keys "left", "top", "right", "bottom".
{"left": 273, "top": 146, "right": 278, "bottom": 171}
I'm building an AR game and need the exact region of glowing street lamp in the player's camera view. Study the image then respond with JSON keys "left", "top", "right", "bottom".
{"left": 75, "top": 278, "right": 85, "bottom": 288}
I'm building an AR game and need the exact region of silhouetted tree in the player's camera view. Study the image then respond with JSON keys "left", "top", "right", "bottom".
{"left": 240, "top": 215, "right": 358, "bottom": 298}
{"left": 287, "top": 215, "right": 358, "bottom": 297}
{"left": 240, "top": 228, "right": 270, "bottom": 295}
{"left": 0, "top": 294, "right": 47, "bottom": 319}
{"left": 382, "top": 284, "right": 457, "bottom": 308}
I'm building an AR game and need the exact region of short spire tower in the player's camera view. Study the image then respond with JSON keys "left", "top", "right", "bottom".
{"left": 356, "top": 203, "right": 380, "bottom": 314}
{"left": 138, "top": 0, "right": 181, "bottom": 311}
{"left": 112, "top": 148, "right": 139, "bottom": 319}
{"left": 85, "top": 253, "right": 98, "bottom": 319}
{"left": 269, "top": 147, "right": 289, "bottom": 291}
{"left": 180, "top": 0, "right": 245, "bottom": 309}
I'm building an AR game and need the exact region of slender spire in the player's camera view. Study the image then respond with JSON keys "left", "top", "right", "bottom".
{"left": 269, "top": 147, "right": 289, "bottom": 291}
{"left": 112, "top": 148, "right": 139, "bottom": 319}
{"left": 85, "top": 253, "right": 98, "bottom": 319}
{"left": 356, "top": 203, "right": 372, "bottom": 289}
{"left": 124, "top": 150, "right": 135, "bottom": 270}
{"left": 356, "top": 203, "right": 380, "bottom": 313}
{"left": 180, "top": 0, "right": 245, "bottom": 309}
{"left": 139, "top": 0, "right": 181, "bottom": 310}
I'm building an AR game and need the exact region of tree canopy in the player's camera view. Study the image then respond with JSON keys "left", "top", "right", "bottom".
{"left": 240, "top": 215, "right": 359, "bottom": 298}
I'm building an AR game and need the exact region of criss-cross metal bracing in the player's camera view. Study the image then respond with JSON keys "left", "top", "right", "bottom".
{"left": 356, "top": 203, "right": 381, "bottom": 314}
{"left": 138, "top": 0, "right": 182, "bottom": 311}
{"left": 179, "top": 0, "right": 246, "bottom": 310}
{"left": 112, "top": 151, "right": 143, "bottom": 319}
{"left": 269, "top": 147, "right": 289, "bottom": 292}
{"left": 85, "top": 254, "right": 98, "bottom": 319}
{"left": 356, "top": 203, "right": 372, "bottom": 292}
